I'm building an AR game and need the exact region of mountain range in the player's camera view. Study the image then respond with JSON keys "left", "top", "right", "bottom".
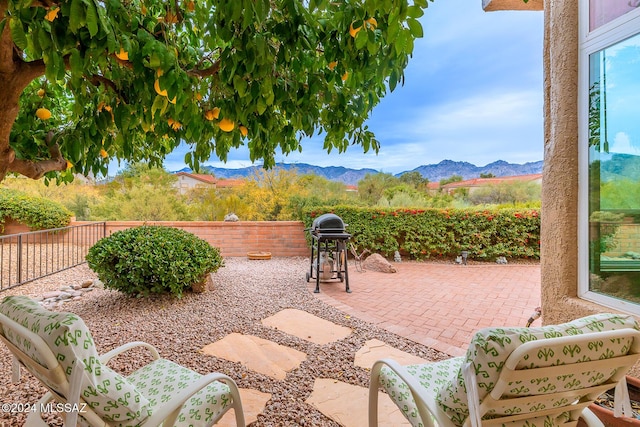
{"left": 177, "top": 159, "right": 544, "bottom": 186}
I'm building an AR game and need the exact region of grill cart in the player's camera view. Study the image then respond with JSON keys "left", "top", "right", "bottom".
{"left": 306, "top": 213, "right": 351, "bottom": 293}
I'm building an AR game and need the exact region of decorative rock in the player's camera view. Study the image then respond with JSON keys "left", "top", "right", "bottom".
{"left": 42, "top": 290, "right": 63, "bottom": 299}
{"left": 224, "top": 212, "right": 239, "bottom": 222}
{"left": 39, "top": 280, "right": 99, "bottom": 308}
{"left": 496, "top": 256, "right": 508, "bottom": 265}
{"left": 362, "top": 253, "right": 397, "bottom": 273}
{"left": 394, "top": 251, "right": 402, "bottom": 262}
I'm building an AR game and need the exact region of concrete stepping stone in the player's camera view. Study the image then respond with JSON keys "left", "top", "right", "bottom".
{"left": 261, "top": 308, "right": 352, "bottom": 345}
{"left": 306, "top": 378, "right": 411, "bottom": 427}
{"left": 216, "top": 388, "right": 271, "bottom": 427}
{"left": 201, "top": 333, "right": 306, "bottom": 380}
{"left": 354, "top": 339, "right": 429, "bottom": 370}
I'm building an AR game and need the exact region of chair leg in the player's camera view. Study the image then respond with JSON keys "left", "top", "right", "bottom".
{"left": 224, "top": 378, "right": 246, "bottom": 427}
{"left": 369, "top": 363, "right": 382, "bottom": 427}
{"left": 578, "top": 408, "right": 605, "bottom": 427}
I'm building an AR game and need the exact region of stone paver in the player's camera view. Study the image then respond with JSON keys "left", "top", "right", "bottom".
{"left": 354, "top": 339, "right": 429, "bottom": 370}
{"left": 217, "top": 388, "right": 271, "bottom": 427}
{"left": 201, "top": 333, "right": 306, "bottom": 380}
{"left": 313, "top": 262, "right": 541, "bottom": 356}
{"left": 261, "top": 308, "right": 352, "bottom": 345}
{"left": 306, "top": 378, "right": 411, "bottom": 427}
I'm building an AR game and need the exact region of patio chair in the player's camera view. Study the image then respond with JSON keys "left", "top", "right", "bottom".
{"left": 0, "top": 295, "right": 245, "bottom": 427}
{"left": 369, "top": 313, "right": 640, "bottom": 427}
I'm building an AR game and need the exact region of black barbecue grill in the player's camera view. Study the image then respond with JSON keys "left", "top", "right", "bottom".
{"left": 306, "top": 213, "right": 351, "bottom": 293}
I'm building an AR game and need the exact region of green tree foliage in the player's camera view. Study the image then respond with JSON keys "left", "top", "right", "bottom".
{"left": 600, "top": 179, "right": 640, "bottom": 210}
{"left": 439, "top": 174, "right": 463, "bottom": 185}
{"left": 467, "top": 181, "right": 541, "bottom": 206}
{"left": 357, "top": 172, "right": 400, "bottom": 204}
{"left": 90, "top": 164, "right": 191, "bottom": 220}
{"left": 0, "top": 0, "right": 432, "bottom": 183}
{"left": 398, "top": 170, "right": 428, "bottom": 189}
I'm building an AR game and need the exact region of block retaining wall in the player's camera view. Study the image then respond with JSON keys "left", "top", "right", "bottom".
{"left": 74, "top": 220, "right": 310, "bottom": 258}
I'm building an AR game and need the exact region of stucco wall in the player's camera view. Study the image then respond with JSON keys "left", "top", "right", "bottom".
{"left": 540, "top": 0, "right": 623, "bottom": 324}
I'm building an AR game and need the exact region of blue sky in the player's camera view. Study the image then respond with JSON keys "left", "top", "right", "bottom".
{"left": 117, "top": 1, "right": 545, "bottom": 175}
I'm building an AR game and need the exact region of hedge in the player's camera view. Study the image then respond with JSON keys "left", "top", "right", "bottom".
{"left": 302, "top": 206, "right": 540, "bottom": 261}
{"left": 0, "top": 188, "right": 73, "bottom": 232}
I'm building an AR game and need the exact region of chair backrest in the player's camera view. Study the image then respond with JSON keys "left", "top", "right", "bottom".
{"left": 0, "top": 296, "right": 150, "bottom": 426}
{"left": 471, "top": 328, "right": 640, "bottom": 426}
{"left": 435, "top": 313, "right": 640, "bottom": 427}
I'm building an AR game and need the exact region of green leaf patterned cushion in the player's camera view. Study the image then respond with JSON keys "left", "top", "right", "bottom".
{"left": 0, "top": 296, "right": 150, "bottom": 425}
{"left": 436, "top": 313, "right": 639, "bottom": 426}
{"left": 126, "top": 358, "right": 234, "bottom": 427}
{"left": 379, "top": 357, "right": 464, "bottom": 427}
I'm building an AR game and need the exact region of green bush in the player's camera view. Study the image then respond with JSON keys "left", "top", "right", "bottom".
{"left": 86, "top": 226, "right": 224, "bottom": 298}
{"left": 0, "top": 188, "right": 72, "bottom": 231}
{"left": 302, "top": 205, "right": 540, "bottom": 261}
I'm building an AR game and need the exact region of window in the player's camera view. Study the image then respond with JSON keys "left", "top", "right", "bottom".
{"left": 580, "top": 2, "right": 640, "bottom": 312}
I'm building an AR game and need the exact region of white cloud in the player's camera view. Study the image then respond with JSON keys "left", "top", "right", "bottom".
{"left": 610, "top": 132, "right": 640, "bottom": 155}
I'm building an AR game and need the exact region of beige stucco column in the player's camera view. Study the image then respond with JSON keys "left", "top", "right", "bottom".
{"left": 540, "top": 0, "right": 607, "bottom": 323}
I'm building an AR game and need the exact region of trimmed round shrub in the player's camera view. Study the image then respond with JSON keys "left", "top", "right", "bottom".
{"left": 86, "top": 226, "right": 223, "bottom": 298}
{"left": 0, "top": 188, "right": 72, "bottom": 231}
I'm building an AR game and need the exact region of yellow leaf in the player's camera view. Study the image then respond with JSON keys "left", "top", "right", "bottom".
{"left": 45, "top": 7, "right": 59, "bottom": 22}
{"left": 115, "top": 48, "right": 129, "bottom": 61}
{"left": 349, "top": 22, "right": 362, "bottom": 38}
{"left": 154, "top": 79, "right": 168, "bottom": 97}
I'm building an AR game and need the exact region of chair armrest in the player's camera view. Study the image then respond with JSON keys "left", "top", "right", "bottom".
{"left": 141, "top": 372, "right": 244, "bottom": 427}
{"left": 371, "top": 359, "right": 449, "bottom": 427}
{"left": 99, "top": 341, "right": 160, "bottom": 365}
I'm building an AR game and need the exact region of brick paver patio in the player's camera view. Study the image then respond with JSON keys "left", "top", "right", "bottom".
{"left": 311, "top": 261, "right": 541, "bottom": 356}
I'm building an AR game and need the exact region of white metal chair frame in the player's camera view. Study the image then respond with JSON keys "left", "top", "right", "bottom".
{"left": 370, "top": 329, "right": 640, "bottom": 427}
{"left": 0, "top": 309, "right": 245, "bottom": 427}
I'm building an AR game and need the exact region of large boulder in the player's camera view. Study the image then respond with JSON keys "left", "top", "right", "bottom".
{"left": 362, "top": 253, "right": 397, "bottom": 273}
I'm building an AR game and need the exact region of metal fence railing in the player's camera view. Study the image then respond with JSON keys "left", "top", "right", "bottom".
{"left": 0, "top": 222, "right": 106, "bottom": 291}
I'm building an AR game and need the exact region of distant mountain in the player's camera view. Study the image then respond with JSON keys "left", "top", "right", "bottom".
{"left": 176, "top": 160, "right": 544, "bottom": 185}
{"left": 600, "top": 153, "right": 640, "bottom": 182}
{"left": 407, "top": 160, "right": 544, "bottom": 182}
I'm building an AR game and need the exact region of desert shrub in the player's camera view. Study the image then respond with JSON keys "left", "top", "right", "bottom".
{"left": 0, "top": 188, "right": 72, "bottom": 231}
{"left": 86, "top": 226, "right": 223, "bottom": 298}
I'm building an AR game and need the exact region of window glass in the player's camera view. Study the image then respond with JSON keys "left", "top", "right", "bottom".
{"left": 590, "top": 0, "right": 640, "bottom": 30}
{"left": 588, "top": 32, "right": 640, "bottom": 305}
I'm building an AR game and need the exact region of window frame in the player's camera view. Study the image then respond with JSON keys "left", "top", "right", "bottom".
{"left": 578, "top": 2, "right": 640, "bottom": 313}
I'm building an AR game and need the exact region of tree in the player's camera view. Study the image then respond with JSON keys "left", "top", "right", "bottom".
{"left": 439, "top": 174, "right": 463, "bottom": 186}
{"left": 0, "top": 0, "right": 431, "bottom": 183}
{"left": 357, "top": 172, "right": 400, "bottom": 205}
{"left": 398, "top": 170, "right": 428, "bottom": 189}
{"left": 90, "top": 165, "right": 191, "bottom": 220}
{"left": 479, "top": 172, "right": 495, "bottom": 178}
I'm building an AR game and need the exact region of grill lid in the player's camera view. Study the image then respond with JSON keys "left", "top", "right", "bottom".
{"left": 311, "top": 213, "right": 346, "bottom": 233}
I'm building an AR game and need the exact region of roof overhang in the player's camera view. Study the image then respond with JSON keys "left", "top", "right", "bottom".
{"left": 482, "top": 0, "right": 543, "bottom": 11}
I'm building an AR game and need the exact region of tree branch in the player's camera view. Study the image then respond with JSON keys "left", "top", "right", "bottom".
{"left": 187, "top": 60, "right": 221, "bottom": 78}
{"left": 88, "top": 74, "right": 130, "bottom": 104}
{"left": 8, "top": 143, "right": 67, "bottom": 180}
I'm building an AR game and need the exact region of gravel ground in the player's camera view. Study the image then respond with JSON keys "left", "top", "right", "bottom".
{"left": 0, "top": 257, "right": 448, "bottom": 426}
